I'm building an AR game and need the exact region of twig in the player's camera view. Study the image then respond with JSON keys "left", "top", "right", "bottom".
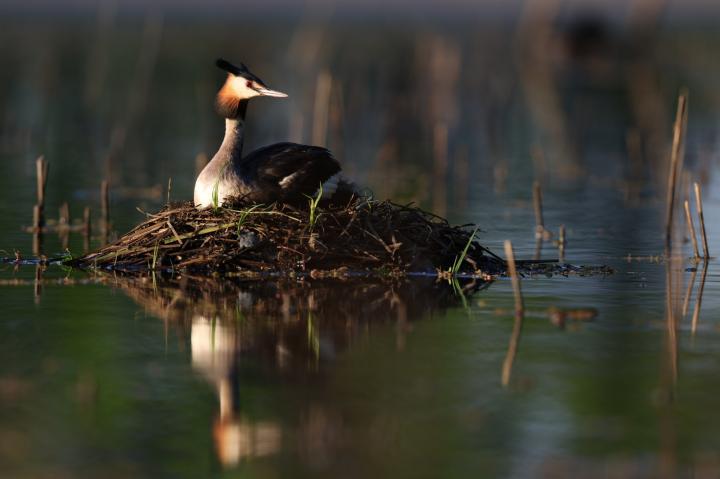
{"left": 33, "top": 156, "right": 48, "bottom": 256}
{"left": 664, "top": 92, "right": 688, "bottom": 253}
{"left": 694, "top": 182, "right": 709, "bottom": 259}
{"left": 533, "top": 181, "right": 544, "bottom": 238}
{"left": 166, "top": 221, "right": 183, "bottom": 245}
{"left": 32, "top": 205, "right": 42, "bottom": 256}
{"left": 36, "top": 155, "right": 48, "bottom": 210}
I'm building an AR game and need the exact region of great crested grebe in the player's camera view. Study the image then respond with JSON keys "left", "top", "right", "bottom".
{"left": 194, "top": 59, "right": 346, "bottom": 209}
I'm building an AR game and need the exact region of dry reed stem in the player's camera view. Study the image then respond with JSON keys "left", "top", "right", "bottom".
{"left": 533, "top": 181, "right": 544, "bottom": 238}
{"left": 664, "top": 93, "right": 687, "bottom": 253}
{"left": 32, "top": 205, "right": 42, "bottom": 256}
{"left": 694, "top": 182, "right": 709, "bottom": 259}
{"left": 35, "top": 155, "right": 48, "bottom": 208}
{"left": 676, "top": 92, "right": 689, "bottom": 191}
{"left": 32, "top": 205, "right": 40, "bottom": 233}
{"left": 33, "top": 156, "right": 49, "bottom": 255}
{"left": 683, "top": 200, "right": 700, "bottom": 259}
{"left": 558, "top": 224, "right": 566, "bottom": 262}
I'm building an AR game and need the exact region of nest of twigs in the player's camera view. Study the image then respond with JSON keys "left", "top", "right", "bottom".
{"left": 70, "top": 197, "right": 506, "bottom": 275}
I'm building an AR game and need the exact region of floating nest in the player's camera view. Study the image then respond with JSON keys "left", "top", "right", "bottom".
{"left": 70, "top": 197, "right": 507, "bottom": 276}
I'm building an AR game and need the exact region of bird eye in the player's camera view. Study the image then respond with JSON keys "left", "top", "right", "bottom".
{"left": 246, "top": 80, "right": 253, "bottom": 88}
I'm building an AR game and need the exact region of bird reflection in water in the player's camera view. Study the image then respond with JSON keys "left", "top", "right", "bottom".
{"left": 110, "top": 274, "right": 479, "bottom": 467}
{"left": 191, "top": 315, "right": 282, "bottom": 466}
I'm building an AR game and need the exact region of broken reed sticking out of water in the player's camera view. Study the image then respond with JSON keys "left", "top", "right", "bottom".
{"left": 68, "top": 197, "right": 506, "bottom": 276}
{"left": 664, "top": 91, "right": 688, "bottom": 253}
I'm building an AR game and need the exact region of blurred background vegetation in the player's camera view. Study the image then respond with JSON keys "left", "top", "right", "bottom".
{"left": 2, "top": 0, "right": 720, "bottom": 254}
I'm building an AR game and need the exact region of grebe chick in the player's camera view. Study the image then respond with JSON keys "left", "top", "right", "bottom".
{"left": 194, "top": 59, "right": 344, "bottom": 209}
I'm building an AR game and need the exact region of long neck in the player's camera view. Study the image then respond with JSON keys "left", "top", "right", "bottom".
{"left": 215, "top": 100, "right": 248, "bottom": 164}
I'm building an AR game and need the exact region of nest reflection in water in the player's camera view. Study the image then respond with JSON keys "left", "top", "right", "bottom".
{"left": 116, "top": 273, "right": 480, "bottom": 366}
{"left": 107, "top": 272, "right": 483, "bottom": 467}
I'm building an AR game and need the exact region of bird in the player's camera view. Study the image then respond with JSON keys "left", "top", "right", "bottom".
{"left": 194, "top": 59, "right": 351, "bottom": 209}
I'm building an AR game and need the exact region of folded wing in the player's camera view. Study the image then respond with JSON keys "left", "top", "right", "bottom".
{"left": 241, "top": 142, "right": 341, "bottom": 203}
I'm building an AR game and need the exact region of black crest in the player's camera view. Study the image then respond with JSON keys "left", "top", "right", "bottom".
{"left": 215, "top": 58, "right": 265, "bottom": 85}
{"left": 216, "top": 58, "right": 248, "bottom": 76}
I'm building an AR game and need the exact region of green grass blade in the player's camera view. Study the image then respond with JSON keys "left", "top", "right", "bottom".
{"left": 451, "top": 227, "right": 479, "bottom": 275}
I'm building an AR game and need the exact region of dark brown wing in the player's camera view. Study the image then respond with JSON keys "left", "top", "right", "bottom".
{"left": 240, "top": 142, "right": 341, "bottom": 203}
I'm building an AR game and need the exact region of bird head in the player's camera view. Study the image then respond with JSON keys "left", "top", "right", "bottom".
{"left": 215, "top": 59, "right": 287, "bottom": 118}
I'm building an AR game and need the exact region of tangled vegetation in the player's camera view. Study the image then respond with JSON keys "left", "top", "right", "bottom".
{"left": 69, "top": 197, "right": 507, "bottom": 276}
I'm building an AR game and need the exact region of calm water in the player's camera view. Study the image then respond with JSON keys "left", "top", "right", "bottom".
{"left": 2, "top": 11, "right": 720, "bottom": 478}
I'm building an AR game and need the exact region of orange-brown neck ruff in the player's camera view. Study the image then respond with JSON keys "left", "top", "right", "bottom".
{"left": 215, "top": 82, "right": 249, "bottom": 119}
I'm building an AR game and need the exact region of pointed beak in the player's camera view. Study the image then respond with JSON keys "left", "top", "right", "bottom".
{"left": 256, "top": 87, "right": 288, "bottom": 98}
